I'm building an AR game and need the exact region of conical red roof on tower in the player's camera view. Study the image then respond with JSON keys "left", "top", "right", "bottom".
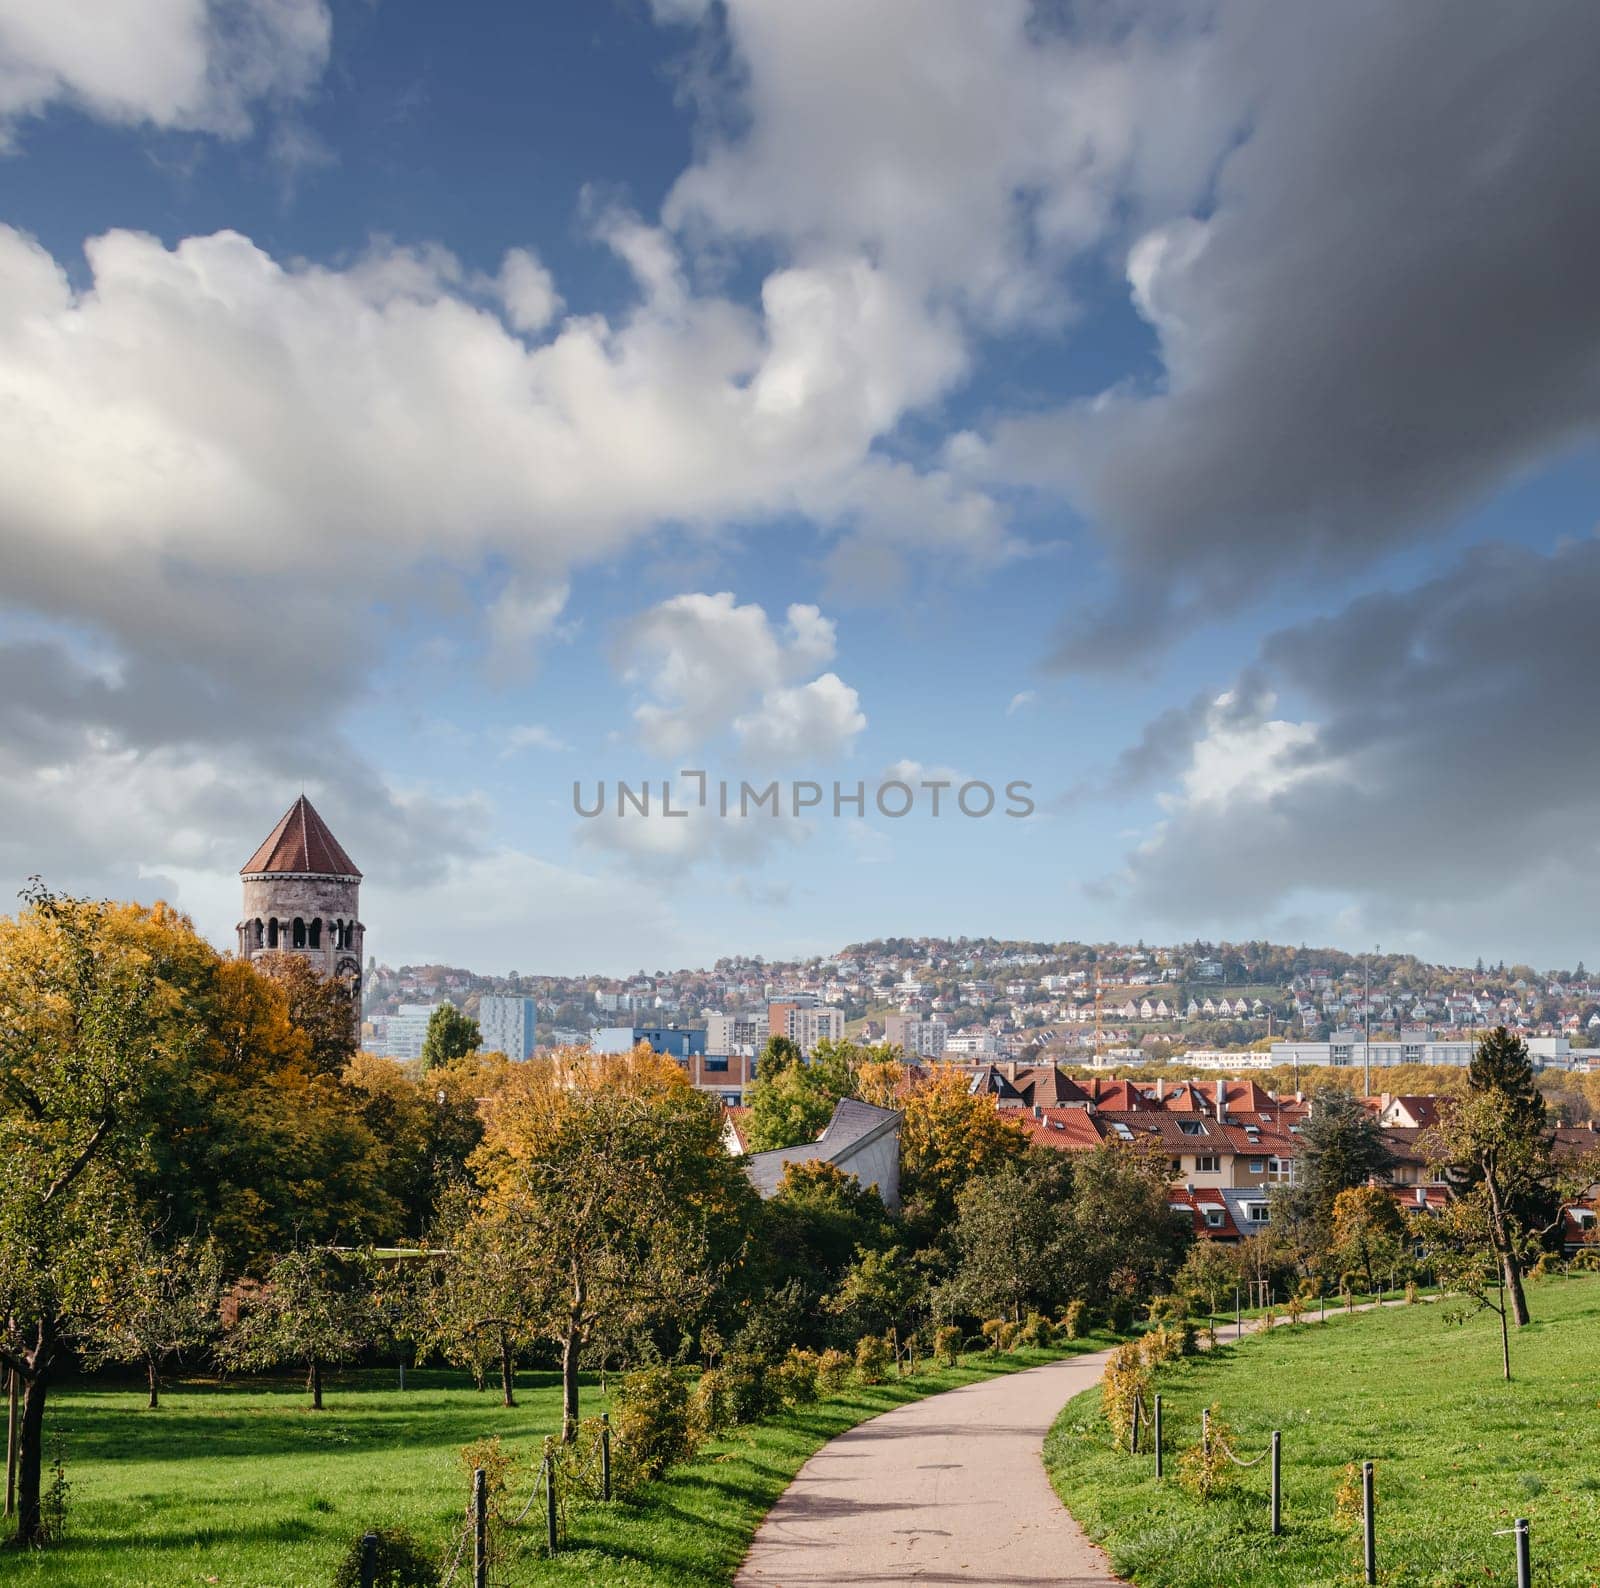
{"left": 241, "top": 795, "right": 361, "bottom": 879}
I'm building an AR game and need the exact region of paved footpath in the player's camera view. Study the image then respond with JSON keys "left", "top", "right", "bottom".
{"left": 736, "top": 1302, "right": 1410, "bottom": 1587}
{"left": 733, "top": 1345, "right": 1127, "bottom": 1587}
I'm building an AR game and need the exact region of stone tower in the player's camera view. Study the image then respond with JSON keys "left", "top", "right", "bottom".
{"left": 237, "top": 795, "right": 365, "bottom": 1008}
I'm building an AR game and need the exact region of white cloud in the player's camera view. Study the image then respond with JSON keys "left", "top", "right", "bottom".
{"left": 1006, "top": 691, "right": 1035, "bottom": 716}
{"left": 619, "top": 592, "right": 863, "bottom": 760}
{"left": 0, "top": 0, "right": 332, "bottom": 144}
{"left": 734, "top": 673, "right": 864, "bottom": 762}
{"left": 491, "top": 247, "right": 561, "bottom": 335}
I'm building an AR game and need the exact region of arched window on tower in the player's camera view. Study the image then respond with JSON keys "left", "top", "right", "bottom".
{"left": 292, "top": 918, "right": 306, "bottom": 949}
{"left": 308, "top": 918, "right": 322, "bottom": 949}
{"left": 253, "top": 918, "right": 264, "bottom": 948}
{"left": 267, "top": 919, "right": 279, "bottom": 948}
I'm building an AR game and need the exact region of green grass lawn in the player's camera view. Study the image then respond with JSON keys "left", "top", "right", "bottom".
{"left": 1044, "top": 1277, "right": 1600, "bottom": 1587}
{"left": 5, "top": 1338, "right": 1115, "bottom": 1586}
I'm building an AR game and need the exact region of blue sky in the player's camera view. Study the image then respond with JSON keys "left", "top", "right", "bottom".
{"left": 2, "top": 0, "right": 1599, "bottom": 974}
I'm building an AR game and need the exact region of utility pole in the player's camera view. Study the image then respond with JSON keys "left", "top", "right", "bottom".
{"left": 1362, "top": 945, "right": 1379, "bottom": 1096}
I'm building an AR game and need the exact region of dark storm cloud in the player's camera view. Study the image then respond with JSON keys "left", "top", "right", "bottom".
{"left": 988, "top": 0, "right": 1600, "bottom": 668}
{"left": 1111, "top": 538, "right": 1600, "bottom": 960}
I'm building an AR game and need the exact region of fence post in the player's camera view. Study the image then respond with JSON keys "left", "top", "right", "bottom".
{"left": 1362, "top": 1461, "right": 1376, "bottom": 1585}
{"left": 1153, "top": 1394, "right": 1163, "bottom": 1479}
{"left": 1270, "top": 1431, "right": 1281, "bottom": 1536}
{"left": 358, "top": 1531, "right": 379, "bottom": 1588}
{"left": 601, "top": 1412, "right": 612, "bottom": 1502}
{"left": 1320, "top": 1291, "right": 1326, "bottom": 1323}
{"left": 1235, "top": 1289, "right": 1242, "bottom": 1339}
{"left": 1130, "top": 1390, "right": 1141, "bottom": 1454}
{"left": 1513, "top": 1517, "right": 1531, "bottom": 1588}
{"left": 1201, "top": 1407, "right": 1210, "bottom": 1456}
{"left": 545, "top": 1447, "right": 558, "bottom": 1557}
{"left": 472, "top": 1466, "right": 488, "bottom": 1588}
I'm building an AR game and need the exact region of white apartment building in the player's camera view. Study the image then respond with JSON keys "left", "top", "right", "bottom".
{"left": 1269, "top": 1029, "right": 1474, "bottom": 1069}
{"left": 478, "top": 994, "right": 538, "bottom": 1060}
{"left": 885, "top": 1014, "right": 948, "bottom": 1059}
{"left": 707, "top": 1011, "right": 765, "bottom": 1056}
{"left": 943, "top": 1030, "right": 1001, "bottom": 1058}
{"left": 361, "top": 1002, "right": 442, "bottom": 1062}
{"left": 782, "top": 1005, "right": 845, "bottom": 1054}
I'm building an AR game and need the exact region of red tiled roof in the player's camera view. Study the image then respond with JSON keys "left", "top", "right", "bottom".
{"left": 1016, "top": 1107, "right": 1106, "bottom": 1150}
{"left": 1168, "top": 1187, "right": 1241, "bottom": 1240}
{"left": 241, "top": 795, "right": 361, "bottom": 878}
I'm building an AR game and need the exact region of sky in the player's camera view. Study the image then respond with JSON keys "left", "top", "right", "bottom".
{"left": 2, "top": 0, "right": 1599, "bottom": 976}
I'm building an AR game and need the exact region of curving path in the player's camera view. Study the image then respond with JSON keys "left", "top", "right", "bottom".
{"left": 733, "top": 1346, "right": 1128, "bottom": 1587}
{"left": 736, "top": 1301, "right": 1414, "bottom": 1586}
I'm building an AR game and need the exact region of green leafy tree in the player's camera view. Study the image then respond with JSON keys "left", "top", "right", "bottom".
{"left": 221, "top": 1246, "right": 380, "bottom": 1409}
{"left": 0, "top": 887, "right": 180, "bottom": 1546}
{"left": 412, "top": 1184, "right": 543, "bottom": 1406}
{"left": 472, "top": 1047, "right": 755, "bottom": 1438}
{"left": 757, "top": 1035, "right": 804, "bottom": 1076}
{"left": 420, "top": 1004, "right": 480, "bottom": 1070}
{"left": 944, "top": 1160, "right": 1065, "bottom": 1322}
{"left": 743, "top": 1040, "right": 858, "bottom": 1151}
{"left": 1062, "top": 1141, "right": 1191, "bottom": 1308}
{"left": 78, "top": 1227, "right": 223, "bottom": 1408}
{"left": 1175, "top": 1238, "right": 1243, "bottom": 1318}
{"left": 828, "top": 1245, "right": 925, "bottom": 1360}
{"left": 752, "top": 1160, "right": 894, "bottom": 1317}
{"left": 1424, "top": 1029, "right": 1563, "bottom": 1328}
{"left": 1296, "top": 1089, "right": 1394, "bottom": 1229}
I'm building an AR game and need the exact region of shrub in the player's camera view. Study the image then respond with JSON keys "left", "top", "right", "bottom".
{"left": 934, "top": 1325, "right": 963, "bottom": 1367}
{"left": 981, "top": 1318, "right": 1007, "bottom": 1355}
{"left": 1333, "top": 1460, "right": 1366, "bottom": 1523}
{"left": 550, "top": 1419, "right": 611, "bottom": 1507}
{"left": 816, "top": 1348, "right": 853, "bottom": 1395}
{"left": 1018, "top": 1311, "right": 1056, "bottom": 1348}
{"left": 458, "top": 1435, "right": 513, "bottom": 1498}
{"left": 1142, "top": 1323, "right": 1181, "bottom": 1368}
{"left": 1147, "top": 1294, "right": 1187, "bottom": 1324}
{"left": 689, "top": 1367, "right": 729, "bottom": 1435}
{"left": 612, "top": 1365, "right": 696, "bottom": 1486}
{"left": 854, "top": 1333, "right": 891, "bottom": 1385}
{"left": 1100, "top": 1340, "right": 1150, "bottom": 1449}
{"left": 1060, "top": 1299, "right": 1089, "bottom": 1340}
{"left": 1572, "top": 1248, "right": 1600, "bottom": 1273}
{"left": 721, "top": 1355, "right": 776, "bottom": 1425}
{"left": 1178, "top": 1405, "right": 1236, "bottom": 1501}
{"left": 1404, "top": 1280, "right": 1419, "bottom": 1305}
{"left": 771, "top": 1346, "right": 820, "bottom": 1407}
{"left": 330, "top": 1526, "right": 435, "bottom": 1588}
{"left": 1178, "top": 1319, "right": 1199, "bottom": 1356}
{"left": 1285, "top": 1293, "right": 1306, "bottom": 1326}
{"left": 1107, "top": 1296, "right": 1135, "bottom": 1333}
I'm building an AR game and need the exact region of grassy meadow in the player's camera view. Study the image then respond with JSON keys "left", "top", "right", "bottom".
{"left": 1044, "top": 1276, "right": 1600, "bottom": 1586}
{"left": 4, "top": 1340, "right": 1114, "bottom": 1586}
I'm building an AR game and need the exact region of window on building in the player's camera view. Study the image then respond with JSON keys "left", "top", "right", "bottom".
{"left": 1268, "top": 1157, "right": 1294, "bottom": 1182}
{"left": 1193, "top": 1154, "right": 1220, "bottom": 1174}
{"left": 704, "top": 1055, "right": 728, "bottom": 1072}
{"left": 1178, "top": 1120, "right": 1208, "bottom": 1136}
{"left": 1248, "top": 1157, "right": 1265, "bottom": 1174}
{"left": 1246, "top": 1203, "right": 1270, "bottom": 1224}
{"left": 308, "top": 918, "right": 321, "bottom": 949}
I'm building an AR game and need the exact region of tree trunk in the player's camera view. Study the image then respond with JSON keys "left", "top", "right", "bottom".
{"left": 499, "top": 1338, "right": 516, "bottom": 1408}
{"left": 10, "top": 1366, "right": 48, "bottom": 1547}
{"left": 561, "top": 1326, "right": 582, "bottom": 1443}
{"left": 145, "top": 1359, "right": 160, "bottom": 1411}
{"left": 307, "top": 1359, "right": 323, "bottom": 1411}
{"left": 1483, "top": 1172, "right": 1531, "bottom": 1326}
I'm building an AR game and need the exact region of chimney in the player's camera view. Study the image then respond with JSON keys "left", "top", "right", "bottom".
{"left": 1215, "top": 1078, "right": 1227, "bottom": 1120}
{"left": 1295, "top": 1089, "right": 1304, "bottom": 1103}
{"left": 1156, "top": 1077, "right": 1166, "bottom": 1101}
{"left": 1414, "top": 1186, "right": 1426, "bottom": 1207}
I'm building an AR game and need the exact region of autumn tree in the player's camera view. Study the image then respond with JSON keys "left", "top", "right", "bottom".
{"left": 472, "top": 1045, "right": 755, "bottom": 1438}
{"left": 221, "top": 1246, "right": 379, "bottom": 1409}
{"left": 421, "top": 1004, "right": 480, "bottom": 1071}
{"left": 898, "top": 1066, "right": 1028, "bottom": 1228}
{"left": 1330, "top": 1185, "right": 1406, "bottom": 1293}
{"left": 0, "top": 887, "right": 188, "bottom": 1546}
{"left": 78, "top": 1227, "right": 223, "bottom": 1408}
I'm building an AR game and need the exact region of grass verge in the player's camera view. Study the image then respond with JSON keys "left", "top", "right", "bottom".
{"left": 1044, "top": 1276, "right": 1600, "bottom": 1587}
{"left": 6, "top": 1336, "right": 1117, "bottom": 1586}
